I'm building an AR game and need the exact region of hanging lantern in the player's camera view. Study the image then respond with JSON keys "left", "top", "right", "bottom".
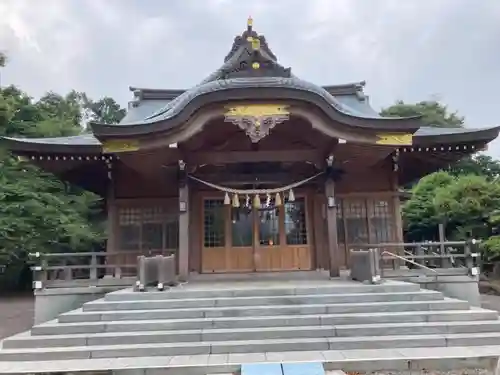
{"left": 275, "top": 192, "right": 282, "bottom": 206}
{"left": 245, "top": 194, "right": 250, "bottom": 208}
{"left": 288, "top": 188, "right": 295, "bottom": 202}
{"left": 253, "top": 194, "right": 261, "bottom": 208}
{"left": 224, "top": 192, "right": 231, "bottom": 205}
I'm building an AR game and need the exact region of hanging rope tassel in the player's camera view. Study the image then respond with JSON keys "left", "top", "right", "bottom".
{"left": 224, "top": 192, "right": 231, "bottom": 205}
{"left": 288, "top": 188, "right": 295, "bottom": 202}
{"left": 253, "top": 194, "right": 261, "bottom": 208}
{"left": 232, "top": 193, "right": 240, "bottom": 208}
{"left": 275, "top": 192, "right": 282, "bottom": 206}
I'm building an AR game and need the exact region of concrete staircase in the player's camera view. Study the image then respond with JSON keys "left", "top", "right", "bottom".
{"left": 1, "top": 279, "right": 500, "bottom": 366}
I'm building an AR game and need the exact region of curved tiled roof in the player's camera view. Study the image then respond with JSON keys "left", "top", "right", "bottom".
{"left": 2, "top": 20, "right": 499, "bottom": 153}
{"left": 90, "top": 21, "right": 421, "bottom": 137}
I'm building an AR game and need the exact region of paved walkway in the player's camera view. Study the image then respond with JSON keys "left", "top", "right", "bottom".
{"left": 0, "top": 294, "right": 34, "bottom": 340}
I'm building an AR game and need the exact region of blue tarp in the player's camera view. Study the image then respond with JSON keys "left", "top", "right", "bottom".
{"left": 241, "top": 362, "right": 324, "bottom": 375}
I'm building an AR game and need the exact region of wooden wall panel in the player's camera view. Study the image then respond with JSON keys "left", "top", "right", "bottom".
{"left": 336, "top": 160, "right": 392, "bottom": 194}
{"left": 114, "top": 163, "right": 178, "bottom": 199}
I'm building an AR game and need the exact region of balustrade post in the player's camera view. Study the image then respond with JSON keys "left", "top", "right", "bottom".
{"left": 90, "top": 253, "right": 98, "bottom": 281}
{"left": 464, "top": 239, "right": 475, "bottom": 275}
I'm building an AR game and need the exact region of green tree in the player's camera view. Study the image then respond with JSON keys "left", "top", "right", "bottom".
{"left": 0, "top": 57, "right": 126, "bottom": 290}
{"left": 381, "top": 100, "right": 464, "bottom": 128}
{"left": 82, "top": 95, "right": 126, "bottom": 125}
{"left": 403, "top": 172, "right": 500, "bottom": 261}
{"left": 403, "top": 171, "right": 454, "bottom": 242}
{"left": 448, "top": 154, "right": 500, "bottom": 181}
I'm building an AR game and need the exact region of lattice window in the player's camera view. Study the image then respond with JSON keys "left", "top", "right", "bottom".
{"left": 119, "top": 208, "right": 141, "bottom": 250}
{"left": 232, "top": 208, "right": 253, "bottom": 247}
{"left": 344, "top": 200, "right": 369, "bottom": 244}
{"left": 203, "top": 199, "right": 225, "bottom": 248}
{"left": 118, "top": 206, "right": 179, "bottom": 252}
{"left": 285, "top": 198, "right": 307, "bottom": 245}
{"left": 369, "top": 199, "right": 393, "bottom": 243}
{"left": 259, "top": 206, "right": 280, "bottom": 246}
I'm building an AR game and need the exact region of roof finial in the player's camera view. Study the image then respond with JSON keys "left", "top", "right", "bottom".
{"left": 247, "top": 16, "right": 253, "bottom": 32}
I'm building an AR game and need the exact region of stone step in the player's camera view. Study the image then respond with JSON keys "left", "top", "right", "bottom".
{"left": 83, "top": 291, "right": 444, "bottom": 312}
{"left": 59, "top": 299, "right": 469, "bottom": 323}
{"left": 32, "top": 309, "right": 498, "bottom": 336}
{"left": 1, "top": 346, "right": 499, "bottom": 374}
{"left": 3, "top": 332, "right": 500, "bottom": 361}
{"left": 5, "top": 321, "right": 500, "bottom": 349}
{"left": 104, "top": 282, "right": 421, "bottom": 301}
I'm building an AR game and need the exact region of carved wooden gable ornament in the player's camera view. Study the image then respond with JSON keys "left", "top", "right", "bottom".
{"left": 224, "top": 104, "right": 290, "bottom": 143}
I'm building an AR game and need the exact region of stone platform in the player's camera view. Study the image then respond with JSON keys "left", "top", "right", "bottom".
{"left": 0, "top": 277, "right": 499, "bottom": 374}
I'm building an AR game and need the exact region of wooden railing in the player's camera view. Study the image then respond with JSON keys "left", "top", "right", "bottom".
{"left": 29, "top": 250, "right": 177, "bottom": 289}
{"left": 350, "top": 239, "right": 482, "bottom": 279}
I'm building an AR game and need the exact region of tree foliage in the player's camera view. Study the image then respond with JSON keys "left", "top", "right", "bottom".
{"left": 383, "top": 100, "right": 500, "bottom": 263}
{"left": 0, "top": 57, "right": 125, "bottom": 290}
{"left": 381, "top": 100, "right": 464, "bottom": 128}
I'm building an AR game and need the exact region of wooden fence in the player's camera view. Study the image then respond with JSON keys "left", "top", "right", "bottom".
{"left": 30, "top": 250, "right": 176, "bottom": 289}
{"left": 350, "top": 239, "right": 482, "bottom": 279}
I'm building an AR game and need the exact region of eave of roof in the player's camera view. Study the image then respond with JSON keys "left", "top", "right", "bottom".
{"left": 3, "top": 126, "right": 499, "bottom": 154}
{"left": 413, "top": 126, "right": 500, "bottom": 145}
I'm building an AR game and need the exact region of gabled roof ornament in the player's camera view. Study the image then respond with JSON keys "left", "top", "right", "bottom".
{"left": 247, "top": 16, "right": 253, "bottom": 31}
{"left": 217, "top": 17, "right": 291, "bottom": 79}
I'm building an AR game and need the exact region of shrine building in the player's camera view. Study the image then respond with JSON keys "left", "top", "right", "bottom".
{"left": 3, "top": 18, "right": 499, "bottom": 279}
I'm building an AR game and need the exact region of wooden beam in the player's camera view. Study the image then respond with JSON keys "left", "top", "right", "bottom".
{"left": 187, "top": 150, "right": 322, "bottom": 166}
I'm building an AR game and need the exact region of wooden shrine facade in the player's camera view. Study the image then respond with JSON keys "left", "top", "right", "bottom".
{"left": 3, "top": 18, "right": 499, "bottom": 279}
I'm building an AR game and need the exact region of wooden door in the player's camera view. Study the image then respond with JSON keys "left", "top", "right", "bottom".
{"left": 202, "top": 198, "right": 255, "bottom": 273}
{"left": 227, "top": 207, "right": 254, "bottom": 272}
{"left": 201, "top": 196, "right": 313, "bottom": 273}
{"left": 254, "top": 205, "right": 281, "bottom": 271}
{"left": 255, "top": 198, "right": 312, "bottom": 271}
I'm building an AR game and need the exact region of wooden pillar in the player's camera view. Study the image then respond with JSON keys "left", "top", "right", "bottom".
{"left": 391, "top": 151, "right": 404, "bottom": 268}
{"left": 105, "top": 160, "right": 117, "bottom": 276}
{"left": 178, "top": 160, "right": 190, "bottom": 281}
{"left": 325, "top": 178, "right": 340, "bottom": 277}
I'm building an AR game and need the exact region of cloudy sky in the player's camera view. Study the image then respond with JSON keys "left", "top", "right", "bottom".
{"left": 1, "top": 0, "right": 500, "bottom": 156}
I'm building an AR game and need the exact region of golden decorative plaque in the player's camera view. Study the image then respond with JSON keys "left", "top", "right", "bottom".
{"left": 102, "top": 139, "right": 140, "bottom": 153}
{"left": 375, "top": 133, "right": 413, "bottom": 146}
{"left": 224, "top": 104, "right": 290, "bottom": 143}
